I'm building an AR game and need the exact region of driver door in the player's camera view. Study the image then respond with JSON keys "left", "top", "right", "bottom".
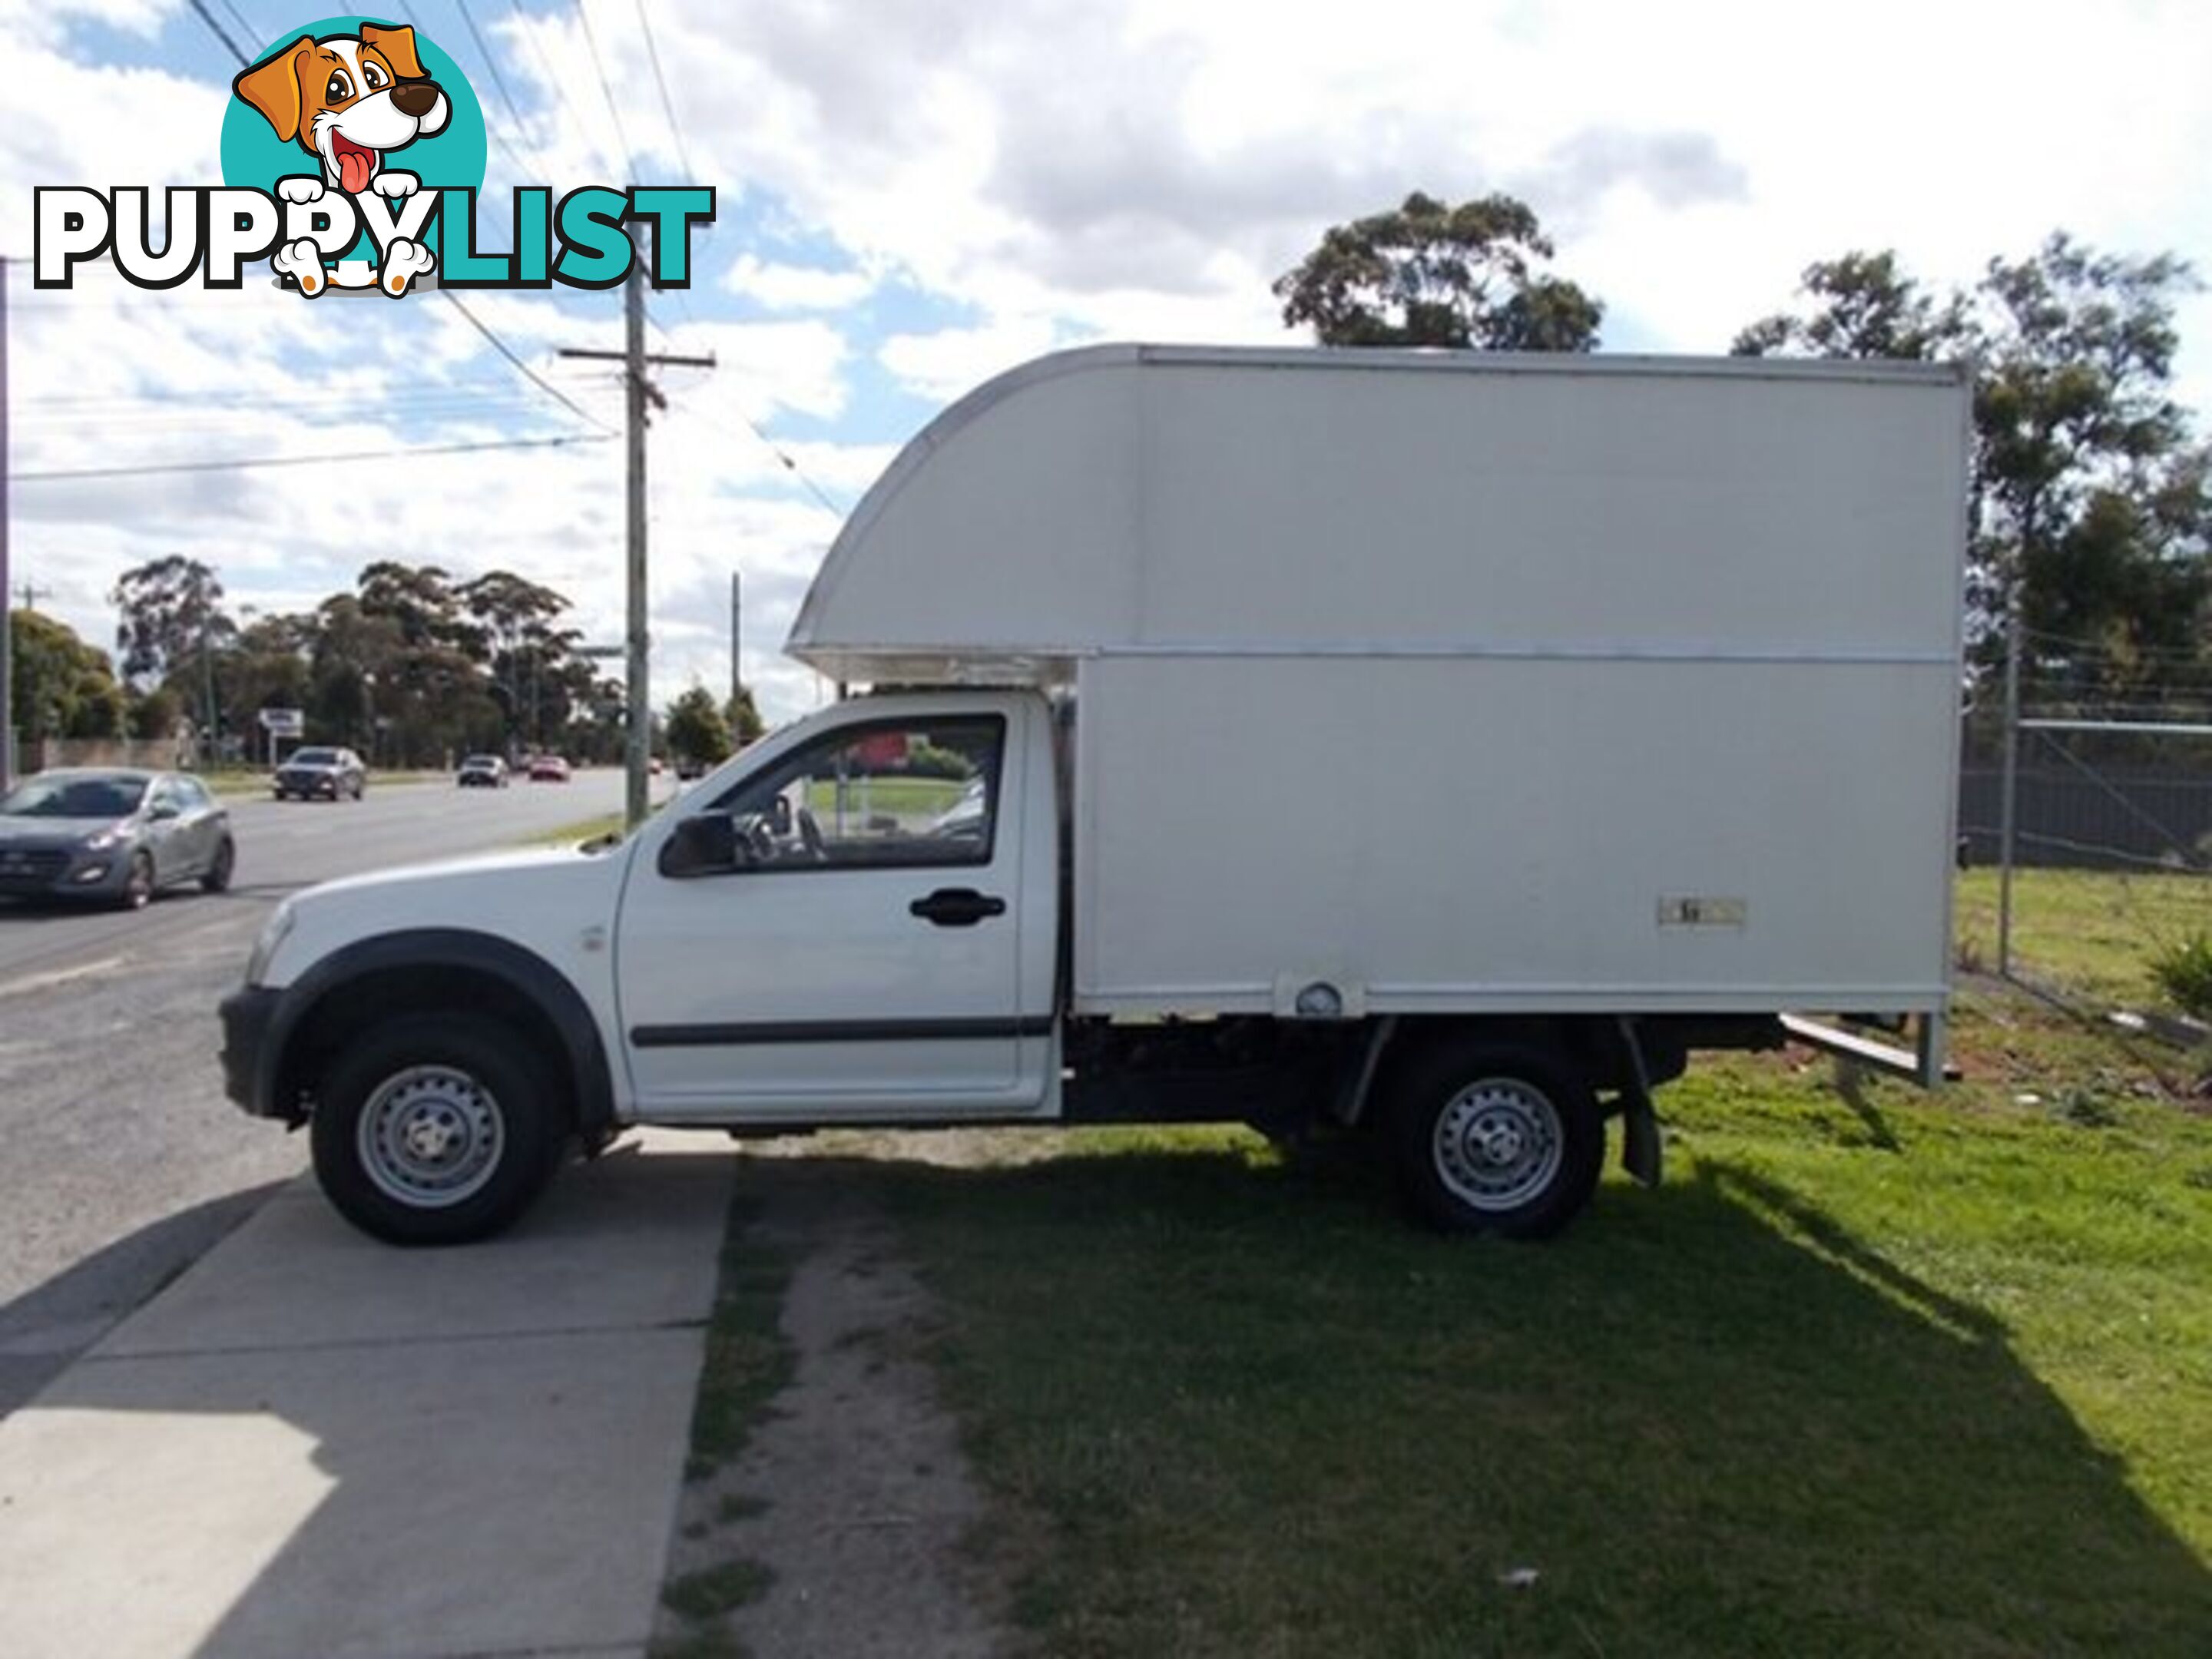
{"left": 614, "top": 700, "right": 1050, "bottom": 1121}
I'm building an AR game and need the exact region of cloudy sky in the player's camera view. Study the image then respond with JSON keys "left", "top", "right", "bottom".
{"left": 5, "top": 0, "right": 2210, "bottom": 725}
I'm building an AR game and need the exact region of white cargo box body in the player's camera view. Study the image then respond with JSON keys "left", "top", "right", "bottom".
{"left": 790, "top": 345, "right": 1967, "bottom": 1023}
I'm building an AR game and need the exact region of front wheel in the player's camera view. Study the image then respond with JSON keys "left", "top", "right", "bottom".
{"left": 311, "top": 1014, "right": 565, "bottom": 1244}
{"left": 200, "top": 836, "right": 236, "bottom": 893}
{"left": 116, "top": 852, "right": 154, "bottom": 911}
{"left": 1388, "top": 1040, "right": 1602, "bottom": 1240}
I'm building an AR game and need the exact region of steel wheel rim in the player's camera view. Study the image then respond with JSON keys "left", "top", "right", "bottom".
{"left": 357, "top": 1065, "right": 505, "bottom": 1208}
{"left": 1432, "top": 1077, "right": 1564, "bottom": 1211}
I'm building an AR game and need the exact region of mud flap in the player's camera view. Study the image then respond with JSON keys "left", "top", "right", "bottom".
{"left": 1621, "top": 1093, "right": 1662, "bottom": 1186}
{"left": 1615, "top": 1016, "right": 1663, "bottom": 1188}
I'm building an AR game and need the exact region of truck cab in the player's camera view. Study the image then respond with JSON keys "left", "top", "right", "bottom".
{"left": 615, "top": 690, "right": 1060, "bottom": 1123}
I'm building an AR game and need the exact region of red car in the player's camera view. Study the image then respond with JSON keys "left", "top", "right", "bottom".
{"left": 527, "top": 755, "right": 572, "bottom": 782}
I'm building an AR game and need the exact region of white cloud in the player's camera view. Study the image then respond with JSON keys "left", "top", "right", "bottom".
{"left": 632, "top": 0, "right": 2212, "bottom": 392}
{"left": 0, "top": 0, "right": 175, "bottom": 53}
{"left": 723, "top": 253, "right": 877, "bottom": 312}
{"left": 878, "top": 317, "right": 1071, "bottom": 403}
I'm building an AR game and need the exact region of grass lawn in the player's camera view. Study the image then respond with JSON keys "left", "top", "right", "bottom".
{"left": 525, "top": 811, "right": 628, "bottom": 847}
{"left": 802, "top": 775, "right": 968, "bottom": 819}
{"left": 692, "top": 868, "right": 2212, "bottom": 1655}
{"left": 1955, "top": 865, "right": 2212, "bottom": 1005}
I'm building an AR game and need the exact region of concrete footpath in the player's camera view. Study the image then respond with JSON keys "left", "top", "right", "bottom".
{"left": 0, "top": 1133, "right": 733, "bottom": 1659}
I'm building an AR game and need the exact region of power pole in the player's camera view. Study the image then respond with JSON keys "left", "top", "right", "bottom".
{"left": 558, "top": 241, "right": 713, "bottom": 827}
{"left": 201, "top": 607, "right": 218, "bottom": 770}
{"left": 1, "top": 255, "right": 12, "bottom": 796}
{"left": 1998, "top": 600, "right": 2022, "bottom": 979}
{"left": 730, "top": 569, "right": 742, "bottom": 709}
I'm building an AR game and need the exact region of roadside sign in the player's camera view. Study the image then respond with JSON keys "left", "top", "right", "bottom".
{"left": 258, "top": 707, "right": 304, "bottom": 736}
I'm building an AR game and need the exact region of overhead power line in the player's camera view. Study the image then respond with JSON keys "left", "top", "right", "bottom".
{"left": 633, "top": 0, "right": 698, "bottom": 181}
{"left": 439, "top": 289, "right": 618, "bottom": 433}
{"left": 18, "top": 371, "right": 619, "bottom": 414}
{"left": 185, "top": 0, "right": 249, "bottom": 64}
{"left": 575, "top": 0, "right": 642, "bottom": 180}
{"left": 184, "top": 1, "right": 609, "bottom": 438}
{"left": 17, "top": 432, "right": 611, "bottom": 483}
{"left": 217, "top": 0, "right": 260, "bottom": 51}
{"left": 666, "top": 390, "right": 850, "bottom": 518}
{"left": 508, "top": 0, "right": 623, "bottom": 181}
{"left": 445, "top": 0, "right": 541, "bottom": 190}
{"left": 628, "top": 0, "right": 713, "bottom": 362}
{"left": 455, "top": 0, "right": 531, "bottom": 134}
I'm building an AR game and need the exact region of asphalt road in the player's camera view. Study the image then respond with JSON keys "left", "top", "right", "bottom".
{"left": 0, "top": 770, "right": 659, "bottom": 1415}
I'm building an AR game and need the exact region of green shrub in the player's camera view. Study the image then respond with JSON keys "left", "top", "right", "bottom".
{"left": 2148, "top": 932, "right": 2212, "bottom": 1021}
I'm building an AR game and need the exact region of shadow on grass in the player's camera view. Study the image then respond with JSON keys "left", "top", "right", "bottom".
{"left": 761, "top": 1137, "right": 2212, "bottom": 1659}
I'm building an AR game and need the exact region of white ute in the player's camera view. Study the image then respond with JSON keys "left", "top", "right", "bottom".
{"left": 221, "top": 344, "right": 1969, "bottom": 1244}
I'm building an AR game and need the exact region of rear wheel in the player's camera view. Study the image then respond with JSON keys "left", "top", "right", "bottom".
{"left": 1389, "top": 1039, "right": 1602, "bottom": 1239}
{"left": 311, "top": 1014, "right": 565, "bottom": 1245}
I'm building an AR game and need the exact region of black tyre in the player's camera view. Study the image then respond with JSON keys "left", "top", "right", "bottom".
{"left": 116, "top": 852, "right": 154, "bottom": 911}
{"left": 1388, "top": 1040, "right": 1603, "bottom": 1240}
{"left": 200, "top": 836, "right": 236, "bottom": 893}
{"left": 311, "top": 1014, "right": 565, "bottom": 1245}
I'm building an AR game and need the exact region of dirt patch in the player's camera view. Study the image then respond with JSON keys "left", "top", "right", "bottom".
{"left": 656, "top": 1154, "right": 1012, "bottom": 1657}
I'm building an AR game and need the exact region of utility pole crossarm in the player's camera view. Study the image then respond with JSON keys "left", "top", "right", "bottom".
{"left": 555, "top": 347, "right": 714, "bottom": 416}
{"left": 555, "top": 349, "right": 717, "bottom": 367}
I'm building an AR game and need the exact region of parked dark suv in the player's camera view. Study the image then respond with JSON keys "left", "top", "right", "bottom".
{"left": 273, "top": 746, "right": 366, "bottom": 802}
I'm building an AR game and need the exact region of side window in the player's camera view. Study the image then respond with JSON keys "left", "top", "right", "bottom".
{"left": 174, "top": 778, "right": 211, "bottom": 810}
{"left": 711, "top": 716, "right": 1004, "bottom": 871}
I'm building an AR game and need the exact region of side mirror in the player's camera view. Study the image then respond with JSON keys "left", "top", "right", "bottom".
{"left": 658, "top": 812, "right": 742, "bottom": 878}
{"left": 148, "top": 800, "right": 181, "bottom": 822}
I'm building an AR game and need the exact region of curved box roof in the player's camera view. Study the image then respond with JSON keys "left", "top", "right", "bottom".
{"left": 786, "top": 343, "right": 1967, "bottom": 685}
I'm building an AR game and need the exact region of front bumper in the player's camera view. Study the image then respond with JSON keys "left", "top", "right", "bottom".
{"left": 0, "top": 848, "right": 130, "bottom": 902}
{"left": 219, "top": 985, "right": 286, "bottom": 1116}
{"left": 275, "top": 775, "right": 343, "bottom": 797}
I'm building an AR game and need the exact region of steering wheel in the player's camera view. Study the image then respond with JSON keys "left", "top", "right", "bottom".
{"left": 796, "top": 806, "right": 828, "bottom": 863}
{"left": 743, "top": 816, "right": 776, "bottom": 863}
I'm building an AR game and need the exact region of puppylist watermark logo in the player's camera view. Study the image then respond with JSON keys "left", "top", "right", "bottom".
{"left": 33, "top": 14, "right": 712, "bottom": 298}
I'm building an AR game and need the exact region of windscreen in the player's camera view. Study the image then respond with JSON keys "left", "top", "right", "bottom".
{"left": 0, "top": 775, "right": 148, "bottom": 819}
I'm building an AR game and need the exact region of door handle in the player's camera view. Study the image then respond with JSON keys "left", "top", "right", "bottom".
{"left": 909, "top": 887, "right": 1007, "bottom": 927}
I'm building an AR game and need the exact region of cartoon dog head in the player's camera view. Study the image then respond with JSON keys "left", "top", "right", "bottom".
{"left": 233, "top": 24, "right": 450, "bottom": 194}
